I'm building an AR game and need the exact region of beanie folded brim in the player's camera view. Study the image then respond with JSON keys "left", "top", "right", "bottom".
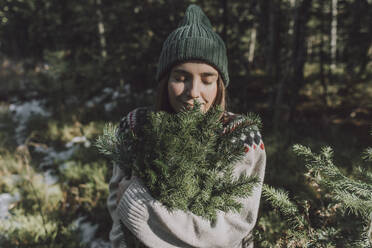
{"left": 156, "top": 37, "right": 229, "bottom": 86}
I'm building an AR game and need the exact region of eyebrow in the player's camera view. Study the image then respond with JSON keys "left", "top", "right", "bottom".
{"left": 172, "top": 69, "right": 218, "bottom": 77}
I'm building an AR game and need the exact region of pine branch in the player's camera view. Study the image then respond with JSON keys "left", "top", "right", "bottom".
{"left": 293, "top": 145, "right": 372, "bottom": 200}
{"left": 97, "top": 102, "right": 262, "bottom": 222}
{"left": 292, "top": 141, "right": 372, "bottom": 247}
{"left": 262, "top": 184, "right": 306, "bottom": 230}
{"left": 262, "top": 184, "right": 298, "bottom": 217}
{"left": 333, "top": 189, "right": 372, "bottom": 219}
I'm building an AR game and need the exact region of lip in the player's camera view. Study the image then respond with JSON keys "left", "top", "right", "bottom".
{"left": 182, "top": 103, "right": 194, "bottom": 110}
{"left": 182, "top": 101, "right": 205, "bottom": 106}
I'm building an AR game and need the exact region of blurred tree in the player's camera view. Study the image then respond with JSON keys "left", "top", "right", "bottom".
{"left": 330, "top": 0, "right": 338, "bottom": 73}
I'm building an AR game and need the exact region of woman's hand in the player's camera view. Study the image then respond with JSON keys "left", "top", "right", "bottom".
{"left": 116, "top": 175, "right": 136, "bottom": 204}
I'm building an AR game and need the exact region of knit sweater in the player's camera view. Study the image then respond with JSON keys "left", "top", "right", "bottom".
{"left": 107, "top": 107, "right": 266, "bottom": 248}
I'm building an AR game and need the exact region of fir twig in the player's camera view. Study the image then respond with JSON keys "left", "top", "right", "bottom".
{"left": 97, "top": 102, "right": 262, "bottom": 222}
{"left": 262, "top": 184, "right": 306, "bottom": 230}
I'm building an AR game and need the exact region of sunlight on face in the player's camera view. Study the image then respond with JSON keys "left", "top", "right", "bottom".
{"left": 167, "top": 62, "right": 218, "bottom": 113}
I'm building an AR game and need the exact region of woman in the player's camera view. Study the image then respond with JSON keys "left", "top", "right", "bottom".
{"left": 107, "top": 5, "right": 266, "bottom": 248}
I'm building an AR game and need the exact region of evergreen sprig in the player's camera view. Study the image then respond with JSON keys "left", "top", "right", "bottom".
{"left": 97, "top": 102, "right": 261, "bottom": 222}
{"left": 293, "top": 144, "right": 372, "bottom": 219}
{"left": 95, "top": 122, "right": 137, "bottom": 179}
{"left": 260, "top": 132, "right": 372, "bottom": 247}
{"left": 262, "top": 184, "right": 306, "bottom": 230}
{"left": 292, "top": 143, "right": 372, "bottom": 246}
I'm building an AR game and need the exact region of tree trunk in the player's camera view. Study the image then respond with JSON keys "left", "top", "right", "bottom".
{"left": 271, "top": 0, "right": 287, "bottom": 128}
{"left": 319, "top": 0, "right": 328, "bottom": 107}
{"left": 248, "top": 24, "right": 257, "bottom": 64}
{"left": 288, "top": 0, "right": 296, "bottom": 35}
{"left": 265, "top": 0, "right": 282, "bottom": 123}
{"left": 96, "top": 0, "right": 107, "bottom": 61}
{"left": 330, "top": 0, "right": 337, "bottom": 73}
{"left": 287, "top": 0, "right": 313, "bottom": 123}
{"left": 265, "top": 0, "right": 280, "bottom": 78}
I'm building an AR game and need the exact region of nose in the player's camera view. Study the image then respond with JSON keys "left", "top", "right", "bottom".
{"left": 186, "top": 78, "right": 200, "bottom": 99}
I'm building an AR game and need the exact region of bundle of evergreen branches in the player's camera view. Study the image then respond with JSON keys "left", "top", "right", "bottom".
{"left": 97, "top": 102, "right": 261, "bottom": 222}
{"left": 259, "top": 130, "right": 372, "bottom": 247}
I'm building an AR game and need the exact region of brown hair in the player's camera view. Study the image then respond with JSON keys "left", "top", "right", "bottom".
{"left": 155, "top": 73, "right": 227, "bottom": 116}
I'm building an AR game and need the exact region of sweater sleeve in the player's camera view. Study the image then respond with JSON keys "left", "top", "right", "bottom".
{"left": 107, "top": 163, "right": 129, "bottom": 248}
{"left": 107, "top": 111, "right": 139, "bottom": 248}
{"left": 117, "top": 131, "right": 266, "bottom": 248}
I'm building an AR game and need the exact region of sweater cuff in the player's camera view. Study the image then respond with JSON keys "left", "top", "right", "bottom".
{"left": 117, "top": 179, "right": 152, "bottom": 238}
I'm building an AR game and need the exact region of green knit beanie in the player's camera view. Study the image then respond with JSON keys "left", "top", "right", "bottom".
{"left": 156, "top": 4, "right": 229, "bottom": 87}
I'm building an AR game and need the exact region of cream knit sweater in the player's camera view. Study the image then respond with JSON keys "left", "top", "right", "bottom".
{"left": 107, "top": 108, "right": 266, "bottom": 248}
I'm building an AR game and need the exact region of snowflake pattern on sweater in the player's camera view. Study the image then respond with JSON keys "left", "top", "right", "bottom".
{"left": 221, "top": 111, "right": 264, "bottom": 153}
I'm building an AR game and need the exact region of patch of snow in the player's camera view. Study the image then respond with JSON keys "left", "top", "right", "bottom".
{"left": 85, "top": 87, "right": 113, "bottom": 108}
{"left": 9, "top": 100, "right": 51, "bottom": 145}
{"left": 43, "top": 170, "right": 58, "bottom": 185}
{"left": 73, "top": 217, "right": 112, "bottom": 248}
{"left": 104, "top": 102, "right": 117, "bottom": 112}
{"left": 75, "top": 216, "right": 99, "bottom": 244}
{"left": 85, "top": 101, "right": 95, "bottom": 108}
{"left": 80, "top": 222, "right": 99, "bottom": 244}
{"left": 33, "top": 145, "right": 78, "bottom": 168}
{"left": 112, "top": 91, "right": 120, "bottom": 100}
{"left": 0, "top": 193, "right": 20, "bottom": 220}
{"left": 103, "top": 88, "right": 114, "bottom": 94}
{"left": 85, "top": 94, "right": 106, "bottom": 108}
{"left": 85, "top": 86, "right": 132, "bottom": 112}
{"left": 123, "top": 84, "right": 131, "bottom": 93}
{"left": 90, "top": 239, "right": 111, "bottom": 248}
{"left": 66, "top": 136, "right": 91, "bottom": 148}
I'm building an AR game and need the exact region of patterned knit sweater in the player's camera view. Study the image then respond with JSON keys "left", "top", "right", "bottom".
{"left": 107, "top": 107, "right": 266, "bottom": 248}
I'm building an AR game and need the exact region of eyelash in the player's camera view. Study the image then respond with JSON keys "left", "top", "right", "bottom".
{"left": 203, "top": 80, "right": 214, "bottom": 85}
{"left": 175, "top": 76, "right": 187, "bottom": 82}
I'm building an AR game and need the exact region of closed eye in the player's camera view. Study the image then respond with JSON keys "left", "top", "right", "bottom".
{"left": 203, "top": 80, "right": 216, "bottom": 85}
{"left": 202, "top": 75, "right": 217, "bottom": 85}
{"left": 175, "top": 75, "right": 187, "bottom": 82}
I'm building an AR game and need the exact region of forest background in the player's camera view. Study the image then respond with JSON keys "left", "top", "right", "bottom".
{"left": 0, "top": 0, "right": 371, "bottom": 247}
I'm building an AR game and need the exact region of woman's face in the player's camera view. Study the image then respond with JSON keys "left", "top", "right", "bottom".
{"left": 168, "top": 62, "right": 218, "bottom": 113}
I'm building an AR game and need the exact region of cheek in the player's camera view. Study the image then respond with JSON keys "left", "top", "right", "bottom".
{"left": 205, "top": 84, "right": 218, "bottom": 101}
{"left": 168, "top": 82, "right": 183, "bottom": 101}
